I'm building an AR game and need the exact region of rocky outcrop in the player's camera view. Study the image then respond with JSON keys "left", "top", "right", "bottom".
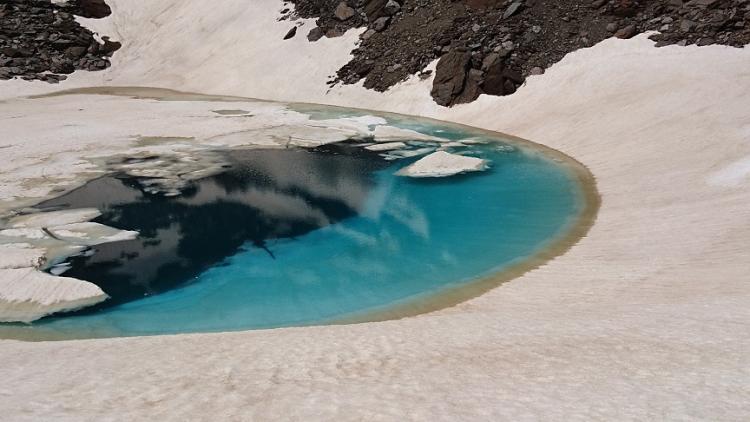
{"left": 284, "top": 0, "right": 750, "bottom": 107}
{"left": 431, "top": 51, "right": 471, "bottom": 106}
{"left": 0, "top": 0, "right": 117, "bottom": 83}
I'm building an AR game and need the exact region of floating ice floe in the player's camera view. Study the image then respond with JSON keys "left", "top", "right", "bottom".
{"left": 46, "top": 222, "right": 138, "bottom": 246}
{"left": 460, "top": 137, "right": 491, "bottom": 145}
{"left": 312, "top": 115, "right": 388, "bottom": 135}
{"left": 381, "top": 147, "right": 437, "bottom": 161}
{"left": 107, "top": 150, "right": 229, "bottom": 196}
{"left": 2, "top": 209, "right": 138, "bottom": 263}
{"left": 0, "top": 208, "right": 139, "bottom": 322}
{"left": 337, "top": 115, "right": 388, "bottom": 129}
{"left": 10, "top": 208, "right": 102, "bottom": 228}
{"left": 396, "top": 151, "right": 490, "bottom": 178}
{"left": 371, "top": 125, "right": 450, "bottom": 143}
{"left": 438, "top": 141, "right": 470, "bottom": 151}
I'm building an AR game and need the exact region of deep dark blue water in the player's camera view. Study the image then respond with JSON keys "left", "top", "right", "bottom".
{"left": 41, "top": 148, "right": 388, "bottom": 312}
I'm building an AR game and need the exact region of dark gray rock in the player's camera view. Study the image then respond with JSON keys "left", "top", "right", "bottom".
{"left": 680, "top": 19, "right": 697, "bottom": 33}
{"left": 503, "top": 2, "right": 523, "bottom": 19}
{"left": 0, "top": 0, "right": 115, "bottom": 83}
{"left": 384, "top": 0, "right": 401, "bottom": 16}
{"left": 373, "top": 17, "right": 390, "bottom": 32}
{"left": 364, "top": 0, "right": 389, "bottom": 21}
{"left": 77, "top": 0, "right": 111, "bottom": 19}
{"left": 0, "top": 47, "right": 23, "bottom": 58}
{"left": 64, "top": 46, "right": 87, "bottom": 59}
{"left": 100, "top": 36, "right": 121, "bottom": 56}
{"left": 284, "top": 26, "right": 298, "bottom": 40}
{"left": 361, "top": 29, "right": 377, "bottom": 40}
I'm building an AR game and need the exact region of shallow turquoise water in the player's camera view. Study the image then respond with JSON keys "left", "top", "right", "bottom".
{"left": 2, "top": 114, "right": 588, "bottom": 339}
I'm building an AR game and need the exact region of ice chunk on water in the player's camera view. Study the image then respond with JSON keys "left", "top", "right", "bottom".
{"left": 396, "top": 151, "right": 489, "bottom": 178}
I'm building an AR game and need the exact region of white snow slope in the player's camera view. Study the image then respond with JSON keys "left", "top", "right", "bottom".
{"left": 0, "top": 0, "right": 749, "bottom": 420}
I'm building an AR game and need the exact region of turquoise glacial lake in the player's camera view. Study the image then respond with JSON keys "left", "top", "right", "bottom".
{"left": 0, "top": 111, "right": 593, "bottom": 339}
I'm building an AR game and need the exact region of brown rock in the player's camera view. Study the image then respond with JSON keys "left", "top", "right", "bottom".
{"left": 454, "top": 69, "right": 483, "bottom": 104}
{"left": 334, "top": 2, "right": 356, "bottom": 21}
{"left": 326, "top": 28, "right": 345, "bottom": 38}
{"left": 307, "top": 27, "right": 325, "bottom": 42}
{"left": 430, "top": 51, "right": 471, "bottom": 106}
{"left": 482, "top": 61, "right": 507, "bottom": 95}
{"left": 483, "top": 61, "right": 523, "bottom": 96}
{"left": 615, "top": 25, "right": 637, "bottom": 39}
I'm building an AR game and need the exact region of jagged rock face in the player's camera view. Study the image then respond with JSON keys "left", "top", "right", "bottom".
{"left": 0, "top": 0, "right": 116, "bottom": 83}
{"left": 283, "top": 0, "right": 750, "bottom": 107}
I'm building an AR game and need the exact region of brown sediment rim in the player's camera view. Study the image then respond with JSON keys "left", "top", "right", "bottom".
{"left": 3, "top": 86, "right": 600, "bottom": 339}
{"left": 28, "top": 86, "right": 271, "bottom": 103}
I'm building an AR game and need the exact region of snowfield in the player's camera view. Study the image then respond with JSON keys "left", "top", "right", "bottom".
{"left": 0, "top": 0, "right": 749, "bottom": 420}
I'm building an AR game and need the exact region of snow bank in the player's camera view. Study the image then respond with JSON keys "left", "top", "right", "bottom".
{"left": 0, "top": 268, "right": 107, "bottom": 323}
